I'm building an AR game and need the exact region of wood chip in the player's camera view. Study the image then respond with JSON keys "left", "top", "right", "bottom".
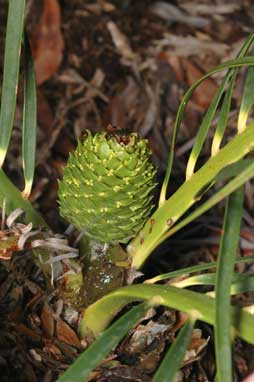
{"left": 56, "top": 318, "right": 81, "bottom": 348}
{"left": 41, "top": 301, "right": 55, "bottom": 338}
{"left": 30, "top": 0, "right": 64, "bottom": 85}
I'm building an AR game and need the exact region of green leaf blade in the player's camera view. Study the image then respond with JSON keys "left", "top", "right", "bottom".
{"left": 0, "top": 0, "right": 26, "bottom": 167}
{"left": 215, "top": 188, "right": 244, "bottom": 382}
{"left": 153, "top": 318, "right": 195, "bottom": 382}
{"left": 22, "top": 35, "right": 37, "bottom": 198}
{"left": 186, "top": 75, "right": 229, "bottom": 180}
{"left": 145, "top": 255, "right": 254, "bottom": 284}
{"left": 238, "top": 65, "right": 254, "bottom": 132}
{"left": 160, "top": 160, "right": 254, "bottom": 245}
{"left": 211, "top": 73, "right": 235, "bottom": 156}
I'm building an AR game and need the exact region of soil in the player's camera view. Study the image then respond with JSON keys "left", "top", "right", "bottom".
{"left": 0, "top": 1, "right": 254, "bottom": 381}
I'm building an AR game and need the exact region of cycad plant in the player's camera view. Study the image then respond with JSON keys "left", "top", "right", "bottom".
{"left": 0, "top": 2, "right": 254, "bottom": 382}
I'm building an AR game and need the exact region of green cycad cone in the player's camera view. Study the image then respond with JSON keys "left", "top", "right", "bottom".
{"left": 58, "top": 129, "right": 157, "bottom": 244}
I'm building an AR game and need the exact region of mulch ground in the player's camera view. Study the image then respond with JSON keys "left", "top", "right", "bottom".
{"left": 0, "top": 1, "right": 254, "bottom": 381}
